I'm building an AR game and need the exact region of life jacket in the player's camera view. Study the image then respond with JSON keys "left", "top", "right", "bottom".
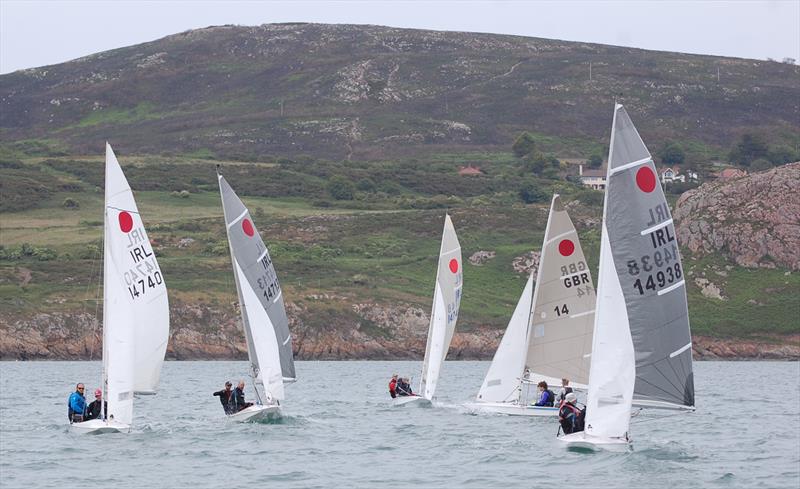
{"left": 389, "top": 379, "right": 397, "bottom": 398}
{"left": 545, "top": 389, "right": 556, "bottom": 407}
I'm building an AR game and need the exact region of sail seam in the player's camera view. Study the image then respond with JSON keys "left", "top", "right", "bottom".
{"left": 569, "top": 309, "right": 595, "bottom": 319}
{"left": 610, "top": 157, "right": 652, "bottom": 175}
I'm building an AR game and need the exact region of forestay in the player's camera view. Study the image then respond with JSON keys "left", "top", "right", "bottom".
{"left": 604, "top": 106, "right": 695, "bottom": 410}
{"left": 103, "top": 143, "right": 169, "bottom": 425}
{"left": 219, "top": 175, "right": 295, "bottom": 402}
{"left": 419, "top": 215, "right": 462, "bottom": 400}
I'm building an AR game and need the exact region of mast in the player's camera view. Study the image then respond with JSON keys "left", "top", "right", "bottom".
{"left": 101, "top": 143, "right": 110, "bottom": 423}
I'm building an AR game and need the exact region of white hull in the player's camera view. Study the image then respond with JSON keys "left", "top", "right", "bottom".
{"left": 465, "top": 401, "right": 559, "bottom": 417}
{"left": 228, "top": 404, "right": 282, "bottom": 423}
{"left": 558, "top": 431, "right": 632, "bottom": 452}
{"left": 392, "top": 396, "right": 432, "bottom": 407}
{"left": 69, "top": 419, "right": 130, "bottom": 434}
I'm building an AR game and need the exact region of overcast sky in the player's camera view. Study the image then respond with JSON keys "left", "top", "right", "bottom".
{"left": 2, "top": 0, "right": 799, "bottom": 74}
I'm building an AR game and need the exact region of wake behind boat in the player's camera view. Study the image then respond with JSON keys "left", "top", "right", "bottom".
{"left": 468, "top": 195, "right": 595, "bottom": 417}
{"left": 69, "top": 143, "right": 170, "bottom": 435}
{"left": 218, "top": 171, "right": 297, "bottom": 422}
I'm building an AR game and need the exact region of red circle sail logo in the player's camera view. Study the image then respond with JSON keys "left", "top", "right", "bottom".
{"left": 449, "top": 259, "right": 459, "bottom": 273}
{"left": 558, "top": 239, "right": 575, "bottom": 257}
{"left": 118, "top": 211, "right": 133, "bottom": 233}
{"left": 636, "top": 166, "right": 657, "bottom": 193}
{"left": 242, "top": 218, "right": 255, "bottom": 237}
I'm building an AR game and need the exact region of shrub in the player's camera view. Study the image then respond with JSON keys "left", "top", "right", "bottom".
{"left": 327, "top": 176, "right": 356, "bottom": 200}
{"left": 62, "top": 198, "right": 80, "bottom": 209}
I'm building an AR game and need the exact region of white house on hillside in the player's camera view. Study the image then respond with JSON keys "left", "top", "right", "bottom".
{"left": 578, "top": 164, "right": 606, "bottom": 190}
{"left": 660, "top": 166, "right": 698, "bottom": 184}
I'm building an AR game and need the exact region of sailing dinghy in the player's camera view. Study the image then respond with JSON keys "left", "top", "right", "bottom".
{"left": 70, "top": 143, "right": 170, "bottom": 434}
{"left": 394, "top": 215, "right": 462, "bottom": 407}
{"left": 468, "top": 195, "right": 595, "bottom": 416}
{"left": 218, "top": 172, "right": 296, "bottom": 422}
{"left": 559, "top": 104, "right": 695, "bottom": 450}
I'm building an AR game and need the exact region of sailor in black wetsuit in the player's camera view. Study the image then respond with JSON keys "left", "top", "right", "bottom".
{"left": 84, "top": 388, "right": 107, "bottom": 420}
{"left": 231, "top": 380, "right": 254, "bottom": 412}
{"left": 213, "top": 381, "right": 235, "bottom": 414}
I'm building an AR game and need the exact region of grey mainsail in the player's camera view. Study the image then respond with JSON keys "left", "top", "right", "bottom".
{"left": 604, "top": 105, "right": 695, "bottom": 409}
{"left": 218, "top": 174, "right": 296, "bottom": 397}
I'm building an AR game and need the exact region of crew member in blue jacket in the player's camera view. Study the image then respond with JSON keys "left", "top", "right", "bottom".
{"left": 533, "top": 381, "right": 555, "bottom": 407}
{"left": 68, "top": 383, "right": 86, "bottom": 422}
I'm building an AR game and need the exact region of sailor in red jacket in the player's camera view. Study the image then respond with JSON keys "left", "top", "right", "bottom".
{"left": 388, "top": 374, "right": 398, "bottom": 398}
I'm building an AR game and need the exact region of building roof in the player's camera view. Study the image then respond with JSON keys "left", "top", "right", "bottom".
{"left": 580, "top": 169, "right": 606, "bottom": 178}
{"left": 458, "top": 165, "right": 483, "bottom": 176}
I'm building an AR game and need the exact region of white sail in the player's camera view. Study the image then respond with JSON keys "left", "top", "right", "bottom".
{"left": 476, "top": 275, "right": 533, "bottom": 402}
{"left": 219, "top": 174, "right": 295, "bottom": 402}
{"left": 583, "top": 229, "right": 635, "bottom": 439}
{"left": 102, "top": 143, "right": 169, "bottom": 424}
{"left": 419, "top": 214, "right": 462, "bottom": 400}
{"left": 583, "top": 105, "right": 637, "bottom": 440}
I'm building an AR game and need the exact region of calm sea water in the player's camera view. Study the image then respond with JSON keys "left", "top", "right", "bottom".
{"left": 1, "top": 361, "right": 798, "bottom": 488}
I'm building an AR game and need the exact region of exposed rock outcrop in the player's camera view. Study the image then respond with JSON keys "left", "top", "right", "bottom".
{"left": 512, "top": 251, "right": 540, "bottom": 275}
{"left": 674, "top": 163, "right": 800, "bottom": 271}
{"left": 468, "top": 250, "right": 495, "bottom": 266}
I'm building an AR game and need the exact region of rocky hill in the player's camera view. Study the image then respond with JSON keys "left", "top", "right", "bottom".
{"left": 2, "top": 23, "right": 798, "bottom": 160}
{"left": 675, "top": 162, "right": 800, "bottom": 271}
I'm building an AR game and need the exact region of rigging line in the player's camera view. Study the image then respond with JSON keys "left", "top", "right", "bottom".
{"left": 85, "top": 243, "right": 102, "bottom": 361}
{"left": 666, "top": 351, "right": 690, "bottom": 397}
{"left": 652, "top": 359, "right": 687, "bottom": 397}
{"left": 635, "top": 371, "right": 683, "bottom": 401}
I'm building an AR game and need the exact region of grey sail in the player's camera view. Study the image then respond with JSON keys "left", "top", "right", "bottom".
{"left": 605, "top": 105, "right": 694, "bottom": 409}
{"left": 218, "top": 175, "right": 296, "bottom": 384}
{"left": 525, "top": 194, "right": 595, "bottom": 389}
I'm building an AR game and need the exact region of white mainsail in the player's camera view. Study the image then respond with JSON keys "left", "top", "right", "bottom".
{"left": 219, "top": 174, "right": 295, "bottom": 403}
{"left": 418, "top": 214, "right": 462, "bottom": 400}
{"left": 476, "top": 195, "right": 595, "bottom": 406}
{"left": 102, "top": 143, "right": 170, "bottom": 427}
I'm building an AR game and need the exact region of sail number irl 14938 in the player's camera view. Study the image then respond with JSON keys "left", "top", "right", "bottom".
{"left": 627, "top": 243, "right": 682, "bottom": 295}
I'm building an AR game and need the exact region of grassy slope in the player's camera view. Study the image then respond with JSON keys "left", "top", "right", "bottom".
{"left": 1, "top": 154, "right": 797, "bottom": 341}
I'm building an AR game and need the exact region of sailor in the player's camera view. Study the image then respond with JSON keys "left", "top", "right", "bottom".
{"left": 231, "top": 380, "right": 254, "bottom": 413}
{"left": 533, "top": 381, "right": 555, "bottom": 407}
{"left": 557, "top": 378, "right": 574, "bottom": 403}
{"left": 559, "top": 392, "right": 585, "bottom": 434}
{"left": 67, "top": 383, "right": 86, "bottom": 423}
{"left": 396, "top": 377, "right": 413, "bottom": 397}
{"left": 388, "top": 374, "right": 398, "bottom": 399}
{"left": 84, "top": 389, "right": 107, "bottom": 421}
{"left": 213, "top": 381, "right": 235, "bottom": 414}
